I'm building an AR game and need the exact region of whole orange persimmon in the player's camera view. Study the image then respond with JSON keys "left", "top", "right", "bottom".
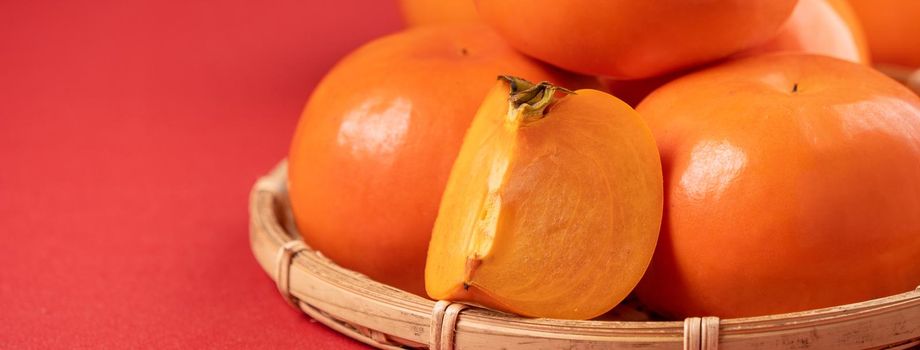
{"left": 635, "top": 54, "right": 920, "bottom": 318}
{"left": 287, "top": 24, "right": 595, "bottom": 296}
{"left": 848, "top": 0, "right": 920, "bottom": 67}
{"left": 399, "top": 0, "right": 478, "bottom": 27}
{"left": 738, "top": 0, "right": 868, "bottom": 63}
{"left": 476, "top": 0, "right": 798, "bottom": 79}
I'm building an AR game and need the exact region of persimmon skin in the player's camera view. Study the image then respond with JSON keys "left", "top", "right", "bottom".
{"left": 399, "top": 0, "right": 478, "bottom": 27}
{"left": 426, "top": 79, "right": 663, "bottom": 320}
{"left": 738, "top": 0, "right": 869, "bottom": 63}
{"left": 636, "top": 54, "right": 920, "bottom": 318}
{"left": 475, "top": 0, "right": 798, "bottom": 79}
{"left": 287, "top": 24, "right": 595, "bottom": 297}
{"left": 847, "top": 0, "right": 920, "bottom": 67}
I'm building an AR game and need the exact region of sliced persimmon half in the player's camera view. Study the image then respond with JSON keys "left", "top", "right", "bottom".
{"left": 425, "top": 76, "right": 663, "bottom": 320}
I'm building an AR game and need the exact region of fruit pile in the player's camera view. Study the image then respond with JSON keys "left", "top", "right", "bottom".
{"left": 287, "top": 0, "right": 920, "bottom": 320}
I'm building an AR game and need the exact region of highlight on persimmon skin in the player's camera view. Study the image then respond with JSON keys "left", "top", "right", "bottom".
{"left": 287, "top": 24, "right": 598, "bottom": 297}
{"left": 635, "top": 53, "right": 920, "bottom": 318}
{"left": 475, "top": 0, "right": 799, "bottom": 79}
{"left": 425, "top": 76, "right": 663, "bottom": 320}
{"left": 737, "top": 0, "right": 869, "bottom": 63}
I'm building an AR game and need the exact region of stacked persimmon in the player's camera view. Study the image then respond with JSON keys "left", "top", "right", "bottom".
{"left": 288, "top": 0, "right": 920, "bottom": 320}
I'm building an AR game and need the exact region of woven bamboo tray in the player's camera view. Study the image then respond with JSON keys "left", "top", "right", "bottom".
{"left": 250, "top": 160, "right": 920, "bottom": 350}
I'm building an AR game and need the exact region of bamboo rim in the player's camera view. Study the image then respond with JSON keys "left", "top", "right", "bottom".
{"left": 249, "top": 160, "right": 920, "bottom": 350}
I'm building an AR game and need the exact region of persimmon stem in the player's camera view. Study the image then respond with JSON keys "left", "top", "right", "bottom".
{"left": 498, "top": 75, "right": 573, "bottom": 121}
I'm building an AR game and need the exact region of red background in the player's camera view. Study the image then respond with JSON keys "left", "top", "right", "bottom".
{"left": 0, "top": 0, "right": 402, "bottom": 348}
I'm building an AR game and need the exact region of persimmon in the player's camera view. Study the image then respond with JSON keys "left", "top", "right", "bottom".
{"left": 425, "top": 77, "right": 663, "bottom": 319}
{"left": 848, "top": 0, "right": 920, "bottom": 67}
{"left": 738, "top": 0, "right": 869, "bottom": 63}
{"left": 400, "top": 0, "right": 478, "bottom": 27}
{"left": 635, "top": 54, "right": 920, "bottom": 318}
{"left": 287, "top": 24, "right": 596, "bottom": 297}
{"left": 475, "top": 0, "right": 798, "bottom": 79}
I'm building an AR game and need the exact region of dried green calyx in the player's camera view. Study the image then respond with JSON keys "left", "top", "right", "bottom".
{"left": 499, "top": 75, "right": 573, "bottom": 121}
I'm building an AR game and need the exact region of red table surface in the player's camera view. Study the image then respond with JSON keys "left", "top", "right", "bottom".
{"left": 0, "top": 1, "right": 403, "bottom": 348}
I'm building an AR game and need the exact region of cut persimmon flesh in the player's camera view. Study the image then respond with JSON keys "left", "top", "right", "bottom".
{"left": 425, "top": 76, "right": 663, "bottom": 320}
